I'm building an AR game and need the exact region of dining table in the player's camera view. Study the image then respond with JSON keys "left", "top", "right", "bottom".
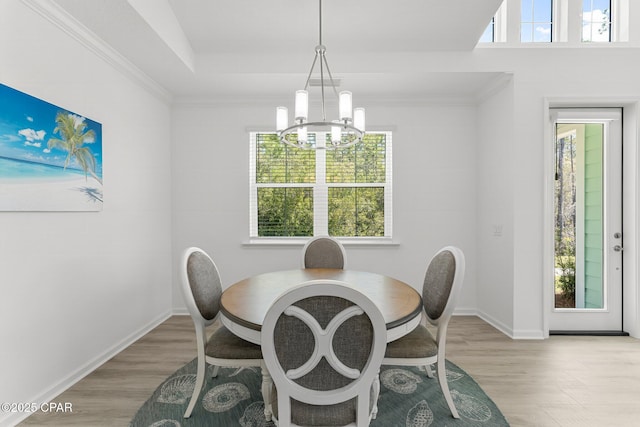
{"left": 219, "top": 267, "right": 422, "bottom": 421}
{"left": 219, "top": 268, "right": 423, "bottom": 345}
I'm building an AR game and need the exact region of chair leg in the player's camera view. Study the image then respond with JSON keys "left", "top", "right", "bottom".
{"left": 211, "top": 365, "right": 220, "bottom": 378}
{"left": 371, "top": 371, "right": 381, "bottom": 419}
{"left": 261, "top": 363, "right": 273, "bottom": 421}
{"left": 184, "top": 356, "right": 206, "bottom": 418}
{"left": 436, "top": 357, "right": 459, "bottom": 419}
{"left": 425, "top": 364, "right": 434, "bottom": 378}
{"left": 357, "top": 383, "right": 370, "bottom": 427}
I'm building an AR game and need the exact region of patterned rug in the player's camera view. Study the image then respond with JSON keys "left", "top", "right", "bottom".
{"left": 130, "top": 359, "right": 509, "bottom": 426}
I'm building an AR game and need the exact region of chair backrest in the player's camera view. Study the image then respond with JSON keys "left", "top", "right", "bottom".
{"left": 180, "top": 247, "right": 223, "bottom": 328}
{"left": 301, "top": 236, "right": 347, "bottom": 269}
{"left": 422, "top": 246, "right": 465, "bottom": 326}
{"left": 262, "top": 280, "right": 386, "bottom": 427}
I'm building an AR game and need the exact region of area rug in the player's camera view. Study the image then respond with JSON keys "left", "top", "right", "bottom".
{"left": 130, "top": 359, "right": 509, "bottom": 426}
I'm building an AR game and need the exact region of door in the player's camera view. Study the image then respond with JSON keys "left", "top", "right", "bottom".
{"left": 548, "top": 108, "right": 623, "bottom": 333}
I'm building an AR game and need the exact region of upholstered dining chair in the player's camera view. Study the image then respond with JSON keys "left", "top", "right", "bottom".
{"left": 180, "top": 247, "right": 270, "bottom": 419}
{"left": 301, "top": 235, "right": 347, "bottom": 269}
{"left": 261, "top": 280, "right": 387, "bottom": 427}
{"left": 382, "top": 246, "right": 465, "bottom": 419}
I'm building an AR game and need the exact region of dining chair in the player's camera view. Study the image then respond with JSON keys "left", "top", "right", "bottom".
{"left": 180, "top": 247, "right": 270, "bottom": 419}
{"left": 301, "top": 235, "right": 347, "bottom": 269}
{"left": 261, "top": 280, "right": 387, "bottom": 427}
{"left": 382, "top": 246, "right": 465, "bottom": 419}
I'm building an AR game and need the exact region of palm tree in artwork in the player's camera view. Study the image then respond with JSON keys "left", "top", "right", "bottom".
{"left": 47, "top": 111, "right": 102, "bottom": 184}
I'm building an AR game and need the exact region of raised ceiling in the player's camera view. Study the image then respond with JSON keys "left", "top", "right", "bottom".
{"left": 49, "top": 0, "right": 505, "bottom": 101}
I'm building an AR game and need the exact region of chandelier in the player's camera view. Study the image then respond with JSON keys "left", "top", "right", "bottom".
{"left": 276, "top": 0, "right": 365, "bottom": 150}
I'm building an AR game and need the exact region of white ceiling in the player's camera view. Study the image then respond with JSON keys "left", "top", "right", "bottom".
{"left": 50, "top": 0, "right": 505, "bottom": 100}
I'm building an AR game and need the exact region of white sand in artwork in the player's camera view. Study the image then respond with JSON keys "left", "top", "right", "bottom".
{"left": 0, "top": 177, "right": 103, "bottom": 211}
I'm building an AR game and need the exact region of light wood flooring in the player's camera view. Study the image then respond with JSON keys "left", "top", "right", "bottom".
{"left": 19, "top": 315, "right": 640, "bottom": 427}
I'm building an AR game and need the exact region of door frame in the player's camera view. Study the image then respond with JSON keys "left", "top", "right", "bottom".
{"left": 550, "top": 109, "right": 622, "bottom": 331}
{"left": 542, "top": 98, "right": 640, "bottom": 338}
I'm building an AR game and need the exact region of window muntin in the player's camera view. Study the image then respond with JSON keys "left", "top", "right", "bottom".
{"left": 582, "top": 0, "right": 611, "bottom": 42}
{"left": 250, "top": 132, "right": 392, "bottom": 239}
{"left": 521, "top": 0, "right": 553, "bottom": 42}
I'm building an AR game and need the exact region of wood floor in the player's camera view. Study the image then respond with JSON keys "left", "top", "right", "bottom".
{"left": 19, "top": 315, "right": 640, "bottom": 427}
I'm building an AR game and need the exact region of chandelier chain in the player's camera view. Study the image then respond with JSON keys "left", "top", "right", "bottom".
{"left": 319, "top": 0, "right": 323, "bottom": 46}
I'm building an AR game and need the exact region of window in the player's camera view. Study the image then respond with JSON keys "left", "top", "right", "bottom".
{"left": 478, "top": 2, "right": 506, "bottom": 44}
{"left": 521, "top": 0, "right": 553, "bottom": 42}
{"left": 582, "top": 0, "right": 611, "bottom": 42}
{"left": 250, "top": 132, "right": 392, "bottom": 239}
{"left": 479, "top": 17, "right": 495, "bottom": 43}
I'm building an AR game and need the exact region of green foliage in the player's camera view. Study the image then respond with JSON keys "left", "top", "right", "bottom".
{"left": 326, "top": 133, "right": 386, "bottom": 183}
{"left": 47, "top": 111, "right": 101, "bottom": 184}
{"left": 257, "top": 187, "right": 313, "bottom": 236}
{"left": 328, "top": 187, "right": 384, "bottom": 236}
{"left": 554, "top": 133, "right": 576, "bottom": 302}
{"left": 555, "top": 254, "right": 575, "bottom": 298}
{"left": 256, "top": 133, "right": 315, "bottom": 184}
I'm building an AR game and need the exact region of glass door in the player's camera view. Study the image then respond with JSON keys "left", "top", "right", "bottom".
{"left": 549, "top": 108, "right": 623, "bottom": 332}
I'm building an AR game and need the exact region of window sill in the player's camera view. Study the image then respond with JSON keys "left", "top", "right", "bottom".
{"left": 243, "top": 237, "right": 399, "bottom": 247}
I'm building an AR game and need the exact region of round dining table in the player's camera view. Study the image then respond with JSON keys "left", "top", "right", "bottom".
{"left": 219, "top": 268, "right": 423, "bottom": 344}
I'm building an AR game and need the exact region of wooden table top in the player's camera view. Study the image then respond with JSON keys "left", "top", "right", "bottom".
{"left": 220, "top": 268, "right": 422, "bottom": 331}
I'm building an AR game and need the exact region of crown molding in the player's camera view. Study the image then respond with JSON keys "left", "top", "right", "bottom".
{"left": 172, "top": 94, "right": 480, "bottom": 109}
{"left": 475, "top": 73, "right": 513, "bottom": 103}
{"left": 20, "top": 0, "right": 172, "bottom": 104}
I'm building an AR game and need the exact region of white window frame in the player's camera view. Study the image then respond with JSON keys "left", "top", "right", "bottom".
{"left": 483, "top": 0, "right": 630, "bottom": 45}
{"left": 249, "top": 131, "right": 393, "bottom": 243}
{"left": 520, "top": 0, "right": 554, "bottom": 43}
{"left": 494, "top": 2, "right": 508, "bottom": 42}
{"left": 478, "top": 2, "right": 507, "bottom": 43}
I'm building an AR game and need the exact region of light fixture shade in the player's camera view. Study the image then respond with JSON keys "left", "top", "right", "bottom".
{"left": 353, "top": 108, "right": 365, "bottom": 132}
{"left": 297, "top": 126, "right": 308, "bottom": 144}
{"left": 331, "top": 120, "right": 341, "bottom": 145}
{"left": 339, "top": 91, "right": 352, "bottom": 121}
{"left": 276, "top": 106, "right": 288, "bottom": 131}
{"left": 295, "top": 90, "right": 309, "bottom": 121}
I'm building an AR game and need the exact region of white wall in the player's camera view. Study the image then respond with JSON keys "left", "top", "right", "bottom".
{"left": 171, "top": 100, "right": 479, "bottom": 313}
{"left": 0, "top": 2, "right": 173, "bottom": 424}
{"left": 476, "top": 78, "right": 516, "bottom": 335}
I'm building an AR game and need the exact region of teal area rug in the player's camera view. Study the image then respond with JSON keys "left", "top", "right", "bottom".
{"left": 130, "top": 359, "right": 509, "bottom": 426}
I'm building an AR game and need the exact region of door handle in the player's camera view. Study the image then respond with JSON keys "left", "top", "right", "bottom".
{"left": 613, "top": 245, "right": 623, "bottom": 252}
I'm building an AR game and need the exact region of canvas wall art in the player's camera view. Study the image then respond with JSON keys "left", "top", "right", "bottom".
{"left": 0, "top": 83, "right": 102, "bottom": 211}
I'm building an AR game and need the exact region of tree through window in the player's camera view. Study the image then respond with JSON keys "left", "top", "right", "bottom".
{"left": 250, "top": 132, "right": 392, "bottom": 238}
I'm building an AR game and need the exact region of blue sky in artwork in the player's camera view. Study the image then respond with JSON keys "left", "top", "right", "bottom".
{"left": 0, "top": 83, "right": 102, "bottom": 172}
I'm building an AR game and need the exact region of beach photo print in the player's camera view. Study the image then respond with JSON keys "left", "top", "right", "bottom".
{"left": 0, "top": 83, "right": 102, "bottom": 211}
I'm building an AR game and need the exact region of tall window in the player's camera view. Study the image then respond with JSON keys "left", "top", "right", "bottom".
{"left": 521, "top": 0, "right": 553, "bottom": 42}
{"left": 250, "top": 132, "right": 392, "bottom": 239}
{"left": 582, "top": 0, "right": 611, "bottom": 42}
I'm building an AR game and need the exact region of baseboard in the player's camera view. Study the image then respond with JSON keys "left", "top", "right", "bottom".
{"left": 5, "top": 310, "right": 172, "bottom": 426}
{"left": 511, "top": 328, "right": 545, "bottom": 339}
{"left": 474, "top": 310, "right": 545, "bottom": 339}
{"left": 475, "top": 310, "right": 515, "bottom": 338}
{"left": 453, "top": 307, "right": 477, "bottom": 316}
{"left": 172, "top": 307, "right": 189, "bottom": 316}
